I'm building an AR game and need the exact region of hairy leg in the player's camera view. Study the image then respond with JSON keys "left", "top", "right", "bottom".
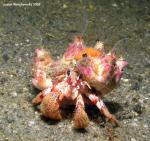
{"left": 40, "top": 92, "right": 62, "bottom": 120}
{"left": 73, "top": 94, "right": 89, "bottom": 129}
{"left": 84, "top": 92, "right": 120, "bottom": 126}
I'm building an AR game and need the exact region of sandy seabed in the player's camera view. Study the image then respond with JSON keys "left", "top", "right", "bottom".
{"left": 0, "top": 0, "right": 149, "bottom": 141}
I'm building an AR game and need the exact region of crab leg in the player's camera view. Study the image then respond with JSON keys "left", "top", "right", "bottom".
{"left": 32, "top": 73, "right": 72, "bottom": 105}
{"left": 32, "top": 88, "right": 52, "bottom": 104}
{"left": 73, "top": 94, "right": 89, "bottom": 129}
{"left": 84, "top": 92, "right": 120, "bottom": 126}
{"left": 40, "top": 92, "right": 62, "bottom": 120}
{"left": 32, "top": 69, "right": 52, "bottom": 90}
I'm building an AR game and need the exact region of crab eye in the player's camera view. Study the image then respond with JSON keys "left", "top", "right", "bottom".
{"left": 79, "top": 74, "right": 82, "bottom": 79}
{"left": 67, "top": 69, "right": 70, "bottom": 76}
{"left": 82, "top": 53, "right": 87, "bottom": 57}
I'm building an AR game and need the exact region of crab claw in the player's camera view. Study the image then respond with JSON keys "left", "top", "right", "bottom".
{"left": 34, "top": 48, "right": 52, "bottom": 69}
{"left": 40, "top": 93, "right": 62, "bottom": 120}
{"left": 32, "top": 78, "right": 52, "bottom": 90}
{"left": 32, "top": 70, "right": 52, "bottom": 90}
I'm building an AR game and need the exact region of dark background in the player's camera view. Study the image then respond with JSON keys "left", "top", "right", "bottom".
{"left": 0, "top": 0, "right": 150, "bottom": 140}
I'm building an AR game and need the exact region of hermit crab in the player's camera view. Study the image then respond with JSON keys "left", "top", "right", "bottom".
{"left": 32, "top": 36, "right": 128, "bottom": 129}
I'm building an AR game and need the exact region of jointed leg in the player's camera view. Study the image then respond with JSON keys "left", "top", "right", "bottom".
{"left": 73, "top": 94, "right": 89, "bottom": 129}
{"left": 32, "top": 88, "right": 52, "bottom": 104}
{"left": 84, "top": 92, "right": 120, "bottom": 126}
{"left": 32, "top": 87, "right": 62, "bottom": 120}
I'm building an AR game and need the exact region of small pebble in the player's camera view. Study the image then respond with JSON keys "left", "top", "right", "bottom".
{"left": 63, "top": 4, "right": 67, "bottom": 9}
{"left": 58, "top": 124, "right": 63, "bottom": 128}
{"left": 25, "top": 53, "right": 29, "bottom": 56}
{"left": 12, "top": 103, "right": 17, "bottom": 108}
{"left": 2, "top": 54, "right": 9, "bottom": 62}
{"left": 112, "top": 3, "right": 118, "bottom": 7}
{"left": 28, "top": 121, "right": 35, "bottom": 127}
{"left": 122, "top": 78, "right": 129, "bottom": 82}
{"left": 10, "top": 91, "right": 17, "bottom": 97}
{"left": 134, "top": 119, "right": 138, "bottom": 122}
{"left": 144, "top": 124, "right": 148, "bottom": 128}
{"left": 12, "top": 130, "right": 18, "bottom": 134}
{"left": 23, "top": 87, "right": 28, "bottom": 92}
{"left": 15, "top": 43, "right": 19, "bottom": 46}
{"left": 139, "top": 99, "right": 144, "bottom": 103}
{"left": 18, "top": 58, "right": 22, "bottom": 62}
{"left": 131, "top": 122, "right": 138, "bottom": 127}
{"left": 131, "top": 138, "right": 136, "bottom": 141}
{"left": 56, "top": 56, "right": 60, "bottom": 59}
{"left": 26, "top": 39, "right": 30, "bottom": 43}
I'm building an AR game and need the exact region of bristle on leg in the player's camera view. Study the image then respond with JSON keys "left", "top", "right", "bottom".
{"left": 40, "top": 93, "right": 62, "bottom": 120}
{"left": 85, "top": 92, "right": 120, "bottom": 127}
{"left": 101, "top": 107, "right": 120, "bottom": 127}
{"left": 73, "top": 95, "right": 89, "bottom": 129}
